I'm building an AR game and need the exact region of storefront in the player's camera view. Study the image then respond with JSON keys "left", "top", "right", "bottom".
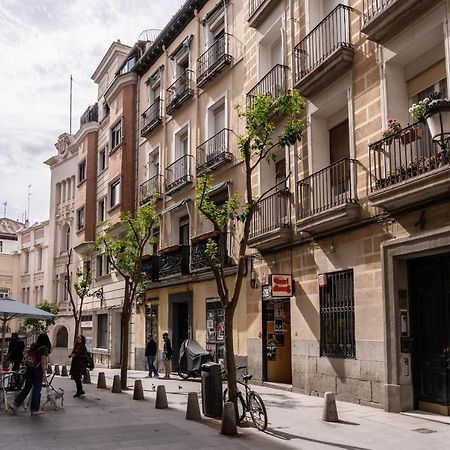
{"left": 206, "top": 298, "right": 225, "bottom": 364}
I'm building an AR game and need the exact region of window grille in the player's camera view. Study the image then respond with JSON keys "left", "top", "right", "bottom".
{"left": 320, "top": 269, "right": 355, "bottom": 359}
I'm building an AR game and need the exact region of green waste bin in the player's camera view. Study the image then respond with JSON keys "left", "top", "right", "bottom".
{"left": 201, "top": 362, "right": 223, "bottom": 418}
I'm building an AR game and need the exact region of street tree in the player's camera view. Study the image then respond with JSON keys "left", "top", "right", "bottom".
{"left": 23, "top": 300, "right": 59, "bottom": 333}
{"left": 196, "top": 90, "right": 305, "bottom": 414}
{"left": 96, "top": 201, "right": 159, "bottom": 389}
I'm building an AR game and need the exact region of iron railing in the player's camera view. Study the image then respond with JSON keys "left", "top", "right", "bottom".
{"left": 196, "top": 128, "right": 232, "bottom": 174}
{"left": 294, "top": 4, "right": 353, "bottom": 83}
{"left": 141, "top": 255, "right": 159, "bottom": 282}
{"left": 166, "top": 70, "right": 194, "bottom": 114}
{"left": 80, "top": 103, "right": 98, "bottom": 126}
{"left": 362, "top": 0, "right": 397, "bottom": 24}
{"left": 249, "top": 0, "right": 265, "bottom": 17}
{"left": 165, "top": 154, "right": 193, "bottom": 192}
{"left": 298, "top": 158, "right": 358, "bottom": 219}
{"left": 191, "top": 233, "right": 227, "bottom": 271}
{"left": 369, "top": 121, "right": 448, "bottom": 191}
{"left": 139, "top": 174, "right": 162, "bottom": 205}
{"left": 141, "top": 99, "right": 162, "bottom": 136}
{"left": 250, "top": 190, "right": 291, "bottom": 238}
{"left": 246, "top": 64, "right": 288, "bottom": 109}
{"left": 159, "top": 245, "right": 190, "bottom": 278}
{"left": 320, "top": 269, "right": 356, "bottom": 359}
{"left": 197, "top": 34, "right": 232, "bottom": 87}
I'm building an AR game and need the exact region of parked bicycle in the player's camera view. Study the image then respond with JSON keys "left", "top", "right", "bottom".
{"left": 223, "top": 366, "right": 267, "bottom": 431}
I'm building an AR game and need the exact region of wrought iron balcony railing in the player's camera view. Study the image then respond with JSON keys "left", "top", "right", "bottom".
{"left": 166, "top": 70, "right": 194, "bottom": 115}
{"left": 191, "top": 232, "right": 228, "bottom": 272}
{"left": 159, "top": 245, "right": 190, "bottom": 278}
{"left": 369, "top": 121, "right": 449, "bottom": 192}
{"left": 197, "top": 34, "right": 232, "bottom": 88}
{"left": 250, "top": 190, "right": 291, "bottom": 238}
{"left": 362, "top": 0, "right": 396, "bottom": 24}
{"left": 196, "top": 128, "right": 232, "bottom": 175}
{"left": 298, "top": 158, "right": 358, "bottom": 219}
{"left": 294, "top": 4, "right": 353, "bottom": 83}
{"left": 246, "top": 64, "right": 288, "bottom": 110}
{"left": 139, "top": 174, "right": 162, "bottom": 205}
{"left": 141, "top": 99, "right": 162, "bottom": 136}
{"left": 141, "top": 254, "right": 159, "bottom": 282}
{"left": 249, "top": 0, "right": 265, "bottom": 16}
{"left": 165, "top": 154, "right": 194, "bottom": 193}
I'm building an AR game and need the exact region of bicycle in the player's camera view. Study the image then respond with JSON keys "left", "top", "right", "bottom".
{"left": 222, "top": 366, "right": 268, "bottom": 431}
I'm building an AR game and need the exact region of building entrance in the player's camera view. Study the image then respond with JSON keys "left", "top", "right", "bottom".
{"left": 169, "top": 292, "right": 192, "bottom": 371}
{"left": 409, "top": 254, "right": 450, "bottom": 415}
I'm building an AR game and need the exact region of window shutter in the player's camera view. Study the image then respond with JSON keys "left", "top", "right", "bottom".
{"left": 407, "top": 59, "right": 447, "bottom": 97}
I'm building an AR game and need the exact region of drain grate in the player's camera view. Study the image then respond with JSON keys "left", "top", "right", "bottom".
{"left": 412, "top": 428, "right": 437, "bottom": 434}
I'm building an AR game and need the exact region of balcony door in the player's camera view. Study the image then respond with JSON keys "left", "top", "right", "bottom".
{"left": 208, "top": 103, "right": 225, "bottom": 160}
{"left": 179, "top": 215, "right": 190, "bottom": 246}
{"left": 329, "top": 119, "right": 350, "bottom": 203}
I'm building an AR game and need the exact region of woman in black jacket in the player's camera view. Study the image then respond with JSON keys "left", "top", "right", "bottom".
{"left": 69, "top": 335, "right": 88, "bottom": 397}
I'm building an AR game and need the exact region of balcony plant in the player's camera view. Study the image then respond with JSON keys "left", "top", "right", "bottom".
{"left": 409, "top": 98, "right": 430, "bottom": 122}
{"left": 382, "top": 118, "right": 402, "bottom": 144}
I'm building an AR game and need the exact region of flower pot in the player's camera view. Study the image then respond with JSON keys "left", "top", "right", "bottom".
{"left": 400, "top": 127, "right": 422, "bottom": 145}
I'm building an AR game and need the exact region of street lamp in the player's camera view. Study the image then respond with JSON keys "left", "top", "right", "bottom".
{"left": 423, "top": 95, "right": 450, "bottom": 150}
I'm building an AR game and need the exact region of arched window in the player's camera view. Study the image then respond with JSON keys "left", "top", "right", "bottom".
{"left": 61, "top": 224, "right": 71, "bottom": 252}
{"left": 55, "top": 326, "right": 68, "bottom": 347}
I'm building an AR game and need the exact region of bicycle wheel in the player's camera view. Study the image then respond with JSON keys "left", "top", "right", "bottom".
{"left": 223, "top": 388, "right": 246, "bottom": 423}
{"left": 248, "top": 391, "right": 267, "bottom": 431}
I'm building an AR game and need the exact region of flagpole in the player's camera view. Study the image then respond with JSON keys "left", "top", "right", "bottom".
{"left": 70, "top": 75, "right": 73, "bottom": 134}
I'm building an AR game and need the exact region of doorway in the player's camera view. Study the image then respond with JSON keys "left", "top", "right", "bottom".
{"left": 169, "top": 292, "right": 192, "bottom": 371}
{"left": 409, "top": 253, "right": 450, "bottom": 415}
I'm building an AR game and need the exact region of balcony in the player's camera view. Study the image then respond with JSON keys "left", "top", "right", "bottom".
{"left": 294, "top": 4, "right": 354, "bottom": 98}
{"left": 139, "top": 174, "right": 162, "bottom": 206}
{"left": 166, "top": 70, "right": 194, "bottom": 115}
{"left": 141, "top": 99, "right": 162, "bottom": 137}
{"left": 197, "top": 34, "right": 232, "bottom": 88}
{"left": 297, "top": 158, "right": 360, "bottom": 234}
{"left": 248, "top": 0, "right": 279, "bottom": 28}
{"left": 80, "top": 103, "right": 98, "bottom": 126}
{"left": 361, "top": 0, "right": 440, "bottom": 43}
{"left": 191, "top": 231, "right": 229, "bottom": 272}
{"left": 248, "top": 190, "right": 293, "bottom": 250}
{"left": 246, "top": 64, "right": 289, "bottom": 110}
{"left": 159, "top": 245, "right": 190, "bottom": 279}
{"left": 141, "top": 254, "right": 159, "bottom": 282}
{"left": 368, "top": 122, "right": 450, "bottom": 211}
{"left": 165, "top": 154, "right": 194, "bottom": 195}
{"left": 196, "top": 129, "right": 232, "bottom": 175}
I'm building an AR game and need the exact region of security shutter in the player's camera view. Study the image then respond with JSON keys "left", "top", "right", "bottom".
{"left": 407, "top": 59, "right": 446, "bottom": 98}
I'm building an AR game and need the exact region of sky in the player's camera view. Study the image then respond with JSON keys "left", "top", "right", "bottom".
{"left": 0, "top": 0, "right": 184, "bottom": 224}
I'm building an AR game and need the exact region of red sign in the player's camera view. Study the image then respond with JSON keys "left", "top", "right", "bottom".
{"left": 270, "top": 274, "right": 293, "bottom": 297}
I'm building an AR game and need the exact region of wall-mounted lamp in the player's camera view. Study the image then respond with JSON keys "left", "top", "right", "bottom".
{"left": 88, "top": 287, "right": 104, "bottom": 308}
{"left": 250, "top": 268, "right": 257, "bottom": 289}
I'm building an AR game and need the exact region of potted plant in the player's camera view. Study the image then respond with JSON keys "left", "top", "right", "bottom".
{"left": 423, "top": 92, "right": 450, "bottom": 148}
{"left": 382, "top": 118, "right": 402, "bottom": 144}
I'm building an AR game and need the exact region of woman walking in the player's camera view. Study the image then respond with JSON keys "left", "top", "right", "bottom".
{"left": 69, "top": 335, "right": 88, "bottom": 397}
{"left": 8, "top": 333, "right": 52, "bottom": 416}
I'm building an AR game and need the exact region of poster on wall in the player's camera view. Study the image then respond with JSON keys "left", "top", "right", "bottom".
{"left": 267, "top": 333, "right": 277, "bottom": 360}
{"left": 274, "top": 319, "right": 283, "bottom": 332}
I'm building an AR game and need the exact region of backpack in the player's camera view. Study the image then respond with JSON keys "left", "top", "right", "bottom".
{"left": 24, "top": 344, "right": 45, "bottom": 369}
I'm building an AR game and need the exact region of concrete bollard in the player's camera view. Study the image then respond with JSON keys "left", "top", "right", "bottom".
{"left": 133, "top": 380, "right": 144, "bottom": 400}
{"left": 186, "top": 392, "right": 201, "bottom": 420}
{"left": 47, "top": 364, "right": 53, "bottom": 374}
{"left": 112, "top": 375, "right": 122, "bottom": 393}
{"left": 322, "top": 392, "right": 339, "bottom": 422}
{"left": 61, "top": 365, "right": 68, "bottom": 377}
{"left": 155, "top": 385, "right": 168, "bottom": 409}
{"left": 54, "top": 365, "right": 60, "bottom": 375}
{"left": 97, "top": 372, "right": 107, "bottom": 389}
{"left": 83, "top": 369, "right": 91, "bottom": 384}
{"left": 221, "top": 402, "right": 237, "bottom": 436}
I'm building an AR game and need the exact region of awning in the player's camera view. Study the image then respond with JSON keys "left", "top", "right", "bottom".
{"left": 208, "top": 180, "right": 230, "bottom": 197}
{"left": 161, "top": 199, "right": 191, "bottom": 215}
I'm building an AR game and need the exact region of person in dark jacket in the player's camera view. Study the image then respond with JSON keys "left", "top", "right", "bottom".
{"left": 145, "top": 334, "right": 158, "bottom": 378}
{"left": 162, "top": 332, "right": 173, "bottom": 379}
{"left": 7, "top": 332, "right": 25, "bottom": 371}
{"left": 69, "top": 335, "right": 88, "bottom": 397}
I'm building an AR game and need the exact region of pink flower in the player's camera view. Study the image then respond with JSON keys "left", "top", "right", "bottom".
{"left": 387, "top": 118, "right": 395, "bottom": 125}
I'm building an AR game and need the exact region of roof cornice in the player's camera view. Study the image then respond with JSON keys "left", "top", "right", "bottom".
{"left": 104, "top": 72, "right": 138, "bottom": 104}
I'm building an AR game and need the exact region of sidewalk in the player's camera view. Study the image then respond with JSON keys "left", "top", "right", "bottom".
{"left": 1, "top": 368, "right": 450, "bottom": 449}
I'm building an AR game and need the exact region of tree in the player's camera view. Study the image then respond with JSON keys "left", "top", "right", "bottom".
{"left": 196, "top": 90, "right": 305, "bottom": 415}
{"left": 96, "top": 201, "right": 158, "bottom": 389}
{"left": 23, "top": 300, "right": 59, "bottom": 333}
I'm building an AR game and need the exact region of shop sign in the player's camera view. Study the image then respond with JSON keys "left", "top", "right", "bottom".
{"left": 270, "top": 274, "right": 293, "bottom": 297}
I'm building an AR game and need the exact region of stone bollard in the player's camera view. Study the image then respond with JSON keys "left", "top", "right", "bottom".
{"left": 322, "top": 392, "right": 339, "bottom": 422}
{"left": 54, "top": 365, "right": 60, "bottom": 376}
{"left": 47, "top": 364, "right": 53, "bottom": 375}
{"left": 83, "top": 369, "right": 91, "bottom": 384}
{"left": 112, "top": 375, "right": 122, "bottom": 393}
{"left": 221, "top": 402, "right": 237, "bottom": 436}
{"left": 61, "top": 365, "right": 68, "bottom": 377}
{"left": 186, "top": 392, "right": 201, "bottom": 420}
{"left": 155, "top": 385, "right": 168, "bottom": 409}
{"left": 133, "top": 380, "right": 144, "bottom": 400}
{"left": 97, "top": 372, "right": 107, "bottom": 389}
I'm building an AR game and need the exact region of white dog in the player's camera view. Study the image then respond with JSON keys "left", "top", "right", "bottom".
{"left": 41, "top": 386, "right": 64, "bottom": 411}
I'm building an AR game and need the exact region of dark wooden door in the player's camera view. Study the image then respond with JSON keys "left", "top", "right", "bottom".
{"left": 409, "top": 254, "right": 450, "bottom": 410}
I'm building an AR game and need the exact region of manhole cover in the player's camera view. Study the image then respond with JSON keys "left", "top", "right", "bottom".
{"left": 412, "top": 428, "right": 437, "bottom": 434}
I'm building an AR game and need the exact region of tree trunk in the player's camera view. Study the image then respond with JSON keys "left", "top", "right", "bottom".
{"left": 120, "top": 281, "right": 132, "bottom": 389}
{"left": 73, "top": 317, "right": 80, "bottom": 347}
{"left": 224, "top": 305, "right": 239, "bottom": 419}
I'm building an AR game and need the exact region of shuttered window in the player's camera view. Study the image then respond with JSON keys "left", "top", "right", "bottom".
{"left": 407, "top": 59, "right": 446, "bottom": 98}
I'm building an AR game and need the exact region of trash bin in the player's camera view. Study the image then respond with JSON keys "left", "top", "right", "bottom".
{"left": 201, "top": 362, "right": 223, "bottom": 418}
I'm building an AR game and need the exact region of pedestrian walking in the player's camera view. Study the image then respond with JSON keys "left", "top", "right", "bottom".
{"left": 8, "top": 333, "right": 52, "bottom": 416}
{"left": 69, "top": 335, "right": 88, "bottom": 397}
{"left": 7, "top": 332, "right": 25, "bottom": 371}
{"left": 145, "top": 334, "right": 158, "bottom": 378}
{"left": 162, "top": 332, "right": 172, "bottom": 379}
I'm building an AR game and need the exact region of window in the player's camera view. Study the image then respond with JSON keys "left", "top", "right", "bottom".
{"left": 37, "top": 246, "right": 43, "bottom": 271}
{"left": 96, "top": 254, "right": 110, "bottom": 278}
{"left": 98, "top": 198, "right": 106, "bottom": 223}
{"left": 175, "top": 127, "right": 189, "bottom": 161}
{"left": 320, "top": 269, "right": 355, "bottom": 359}
{"left": 179, "top": 215, "right": 190, "bottom": 245}
{"left": 24, "top": 251, "right": 29, "bottom": 273}
{"left": 0, "top": 288, "right": 9, "bottom": 299}
{"left": 63, "top": 226, "right": 70, "bottom": 252}
{"left": 77, "top": 207, "right": 85, "bottom": 231}
{"left": 102, "top": 101, "right": 110, "bottom": 119}
{"left": 110, "top": 179, "right": 121, "bottom": 208}
{"left": 111, "top": 121, "right": 122, "bottom": 149}
{"left": 120, "top": 56, "right": 136, "bottom": 74}
{"left": 148, "top": 148, "right": 160, "bottom": 178}
{"left": 83, "top": 259, "right": 91, "bottom": 276}
{"left": 78, "top": 160, "right": 86, "bottom": 183}
{"left": 99, "top": 148, "right": 107, "bottom": 172}
{"left": 97, "top": 314, "right": 108, "bottom": 348}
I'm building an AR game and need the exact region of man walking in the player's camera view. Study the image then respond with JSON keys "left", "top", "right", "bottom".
{"left": 145, "top": 335, "right": 158, "bottom": 378}
{"left": 162, "top": 332, "right": 173, "bottom": 379}
{"left": 7, "top": 332, "right": 25, "bottom": 371}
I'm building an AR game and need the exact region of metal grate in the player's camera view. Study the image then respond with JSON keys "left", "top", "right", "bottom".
{"left": 320, "top": 269, "right": 355, "bottom": 359}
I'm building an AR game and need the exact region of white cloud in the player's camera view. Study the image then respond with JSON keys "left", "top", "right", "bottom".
{"left": 0, "top": 0, "right": 183, "bottom": 223}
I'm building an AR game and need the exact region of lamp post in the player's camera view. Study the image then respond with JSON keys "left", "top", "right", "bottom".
{"left": 423, "top": 98, "right": 450, "bottom": 150}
